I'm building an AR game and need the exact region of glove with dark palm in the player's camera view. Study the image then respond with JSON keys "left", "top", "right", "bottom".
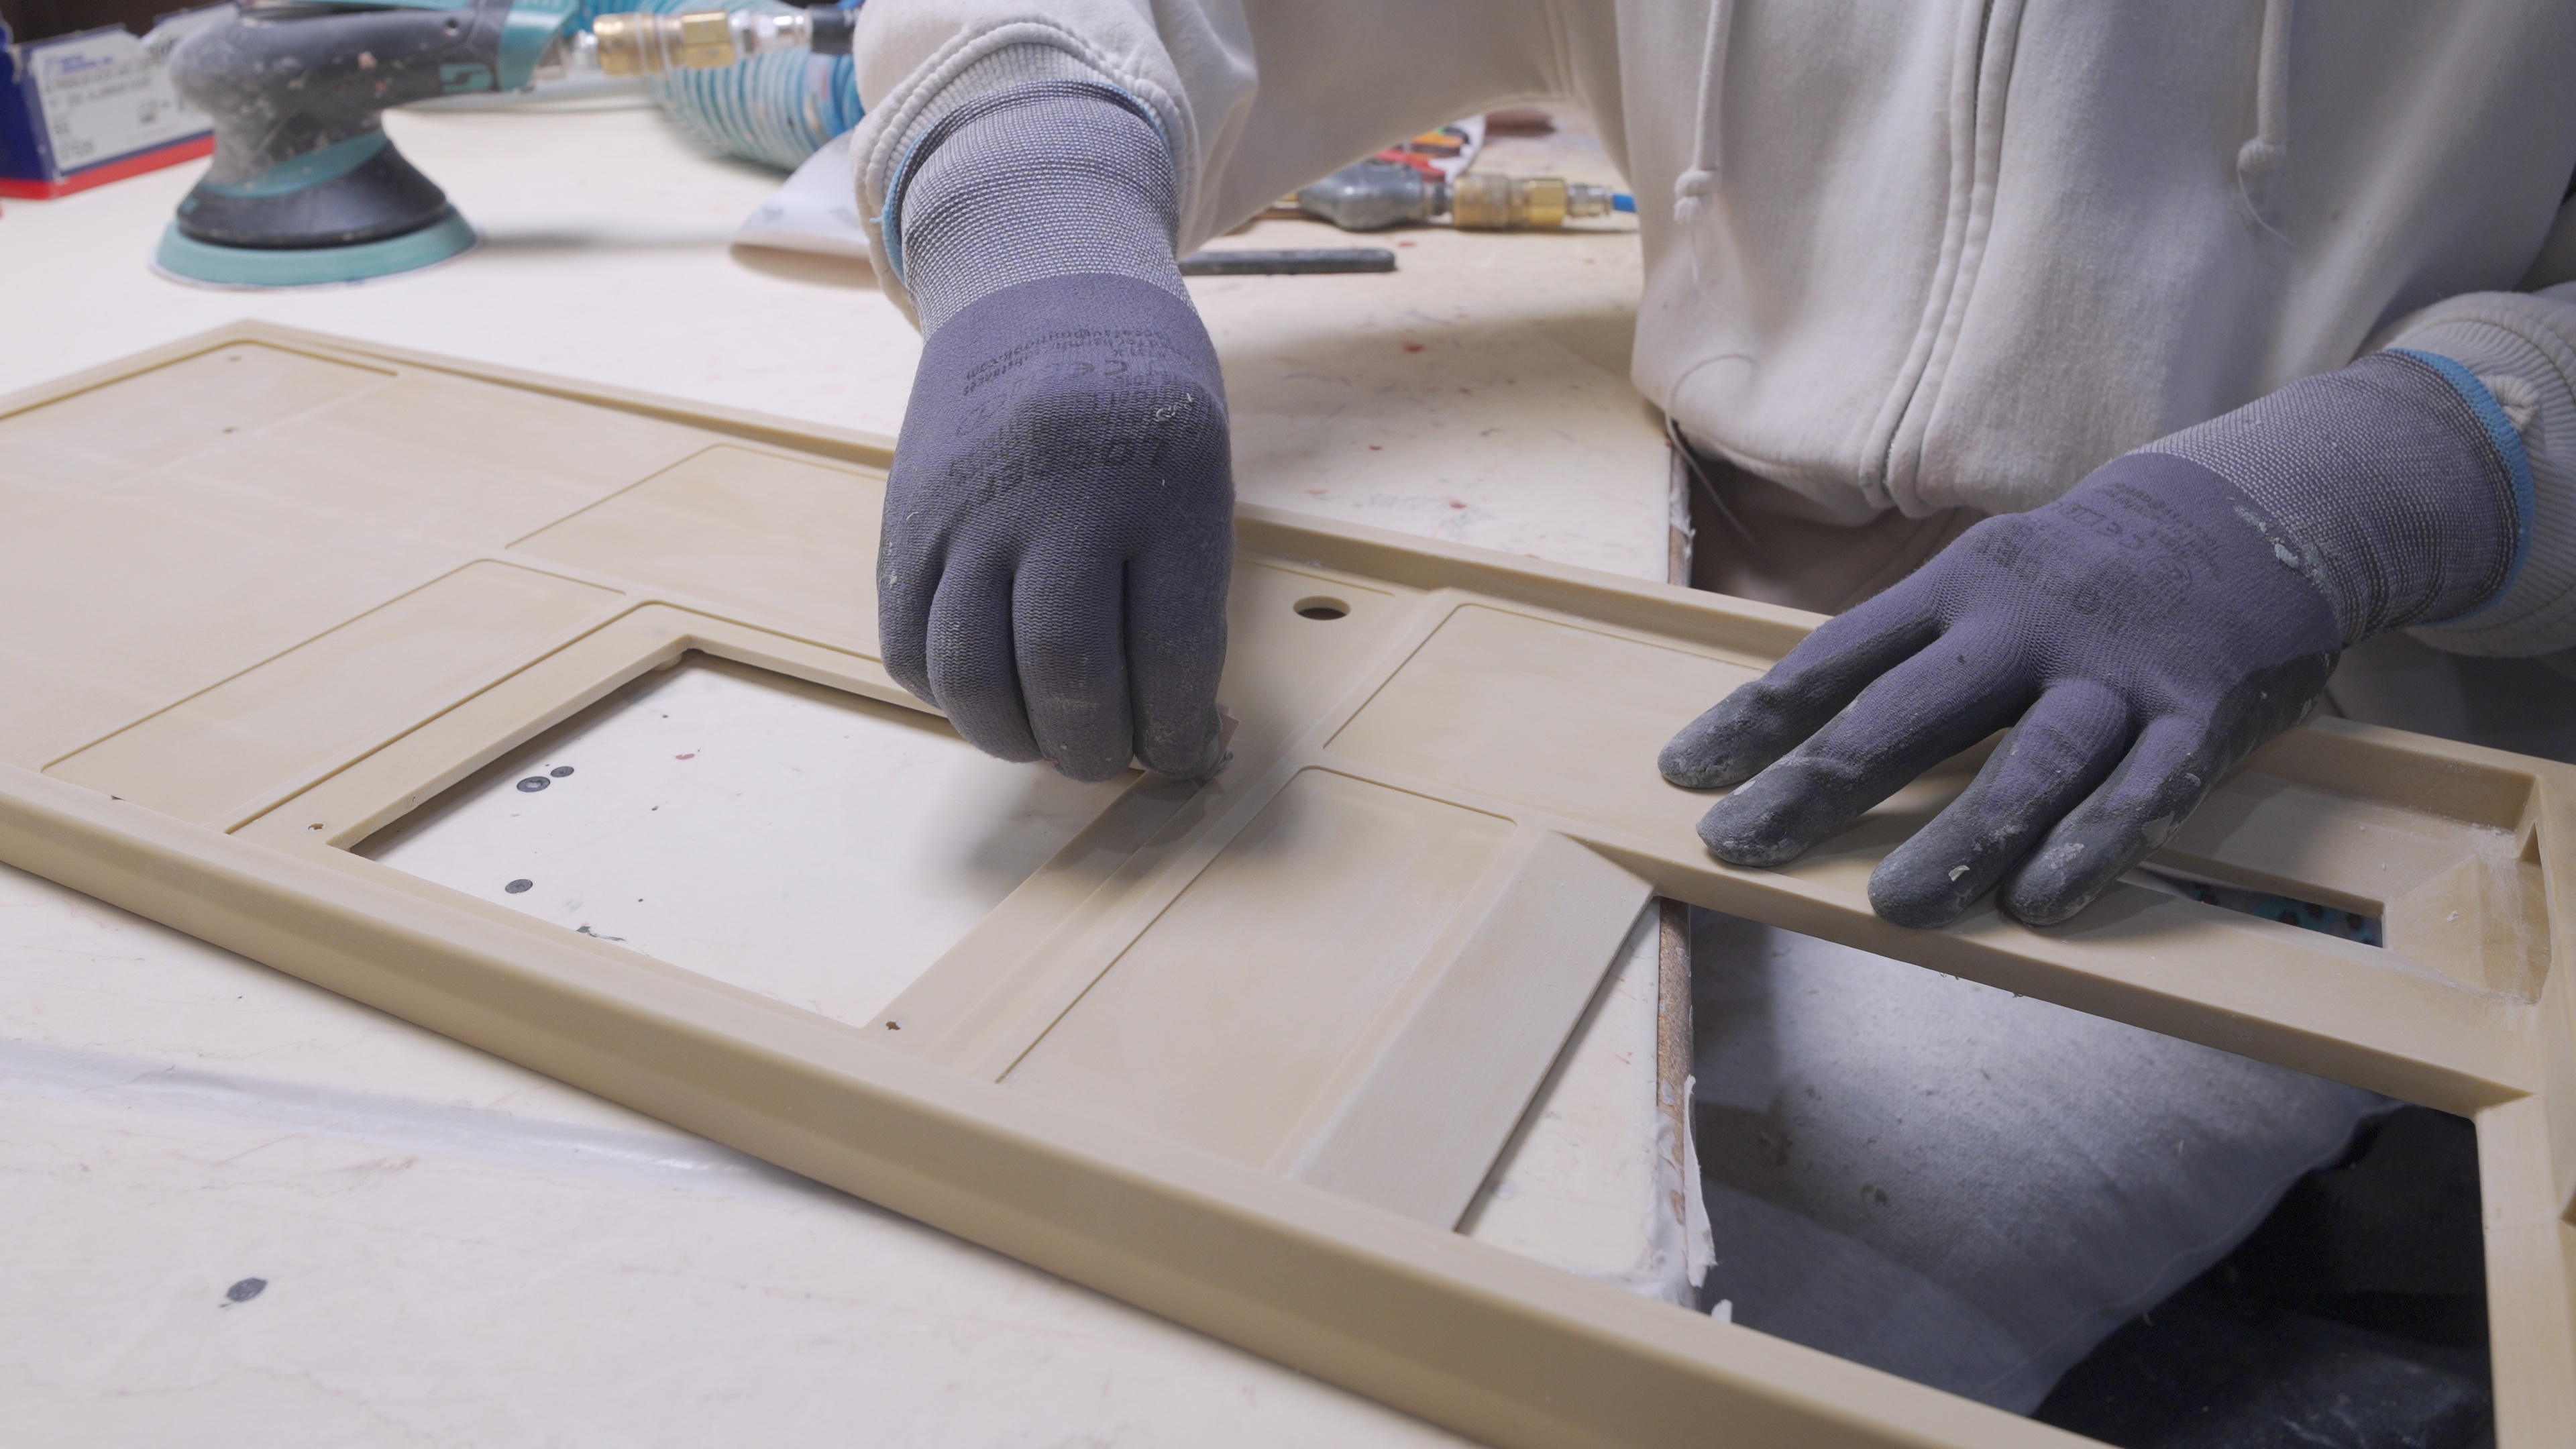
{"left": 1661, "top": 350, "right": 2531, "bottom": 927}
{"left": 881, "top": 274, "right": 1231, "bottom": 781}
{"left": 875, "top": 60, "right": 1230, "bottom": 782}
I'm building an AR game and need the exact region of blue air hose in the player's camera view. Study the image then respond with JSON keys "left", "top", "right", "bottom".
{"left": 579, "top": 0, "right": 862, "bottom": 171}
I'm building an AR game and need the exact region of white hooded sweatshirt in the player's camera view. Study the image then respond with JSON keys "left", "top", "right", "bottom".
{"left": 849, "top": 0, "right": 2576, "bottom": 657}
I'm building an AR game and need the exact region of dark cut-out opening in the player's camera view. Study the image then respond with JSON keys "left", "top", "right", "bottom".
{"left": 2035, "top": 1104, "right": 2489, "bottom": 1448}
{"left": 2138, "top": 870, "right": 2384, "bottom": 947}
{"left": 1293, "top": 596, "right": 1350, "bottom": 621}
{"left": 1686, "top": 908, "right": 2487, "bottom": 1443}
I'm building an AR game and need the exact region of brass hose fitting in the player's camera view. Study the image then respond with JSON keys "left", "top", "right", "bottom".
{"left": 593, "top": 11, "right": 722, "bottom": 75}
{"left": 1448, "top": 174, "right": 1619, "bottom": 230}
{"left": 592, "top": 7, "right": 818, "bottom": 77}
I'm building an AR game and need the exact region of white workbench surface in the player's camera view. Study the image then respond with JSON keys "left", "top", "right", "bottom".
{"left": 1, "top": 97, "right": 1675, "bottom": 1446}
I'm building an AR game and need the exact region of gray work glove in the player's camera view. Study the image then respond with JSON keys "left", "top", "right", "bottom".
{"left": 875, "top": 60, "right": 1228, "bottom": 780}
{"left": 881, "top": 274, "right": 1232, "bottom": 781}
{"left": 1662, "top": 350, "right": 2531, "bottom": 927}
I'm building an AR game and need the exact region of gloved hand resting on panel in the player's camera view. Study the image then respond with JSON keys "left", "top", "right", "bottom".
{"left": 1661, "top": 350, "right": 2534, "bottom": 928}
{"left": 877, "top": 58, "right": 1231, "bottom": 782}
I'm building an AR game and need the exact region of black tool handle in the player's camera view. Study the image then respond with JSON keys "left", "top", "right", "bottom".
{"left": 1177, "top": 248, "right": 1399, "bottom": 276}
{"left": 804, "top": 6, "right": 855, "bottom": 56}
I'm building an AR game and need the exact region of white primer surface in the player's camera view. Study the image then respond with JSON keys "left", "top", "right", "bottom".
{"left": 364, "top": 659, "right": 1128, "bottom": 1029}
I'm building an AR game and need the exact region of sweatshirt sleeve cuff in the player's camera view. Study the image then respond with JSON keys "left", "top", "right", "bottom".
{"left": 2384, "top": 348, "right": 2536, "bottom": 624}
{"left": 850, "top": 16, "right": 1193, "bottom": 329}
{"left": 2385, "top": 290, "right": 2576, "bottom": 657}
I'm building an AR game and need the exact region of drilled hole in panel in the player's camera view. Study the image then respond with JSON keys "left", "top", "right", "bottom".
{"left": 356, "top": 655, "right": 1130, "bottom": 1028}
{"left": 1293, "top": 596, "right": 1350, "bottom": 621}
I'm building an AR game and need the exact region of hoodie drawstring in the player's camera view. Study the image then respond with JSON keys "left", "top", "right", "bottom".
{"left": 1670, "top": 0, "right": 1735, "bottom": 225}
{"left": 2236, "top": 0, "right": 2292, "bottom": 190}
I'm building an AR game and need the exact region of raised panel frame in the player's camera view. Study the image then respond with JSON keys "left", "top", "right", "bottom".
{"left": 1, "top": 324, "right": 2567, "bottom": 1448}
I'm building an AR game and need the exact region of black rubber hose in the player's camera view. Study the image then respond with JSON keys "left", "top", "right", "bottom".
{"left": 806, "top": 7, "right": 854, "bottom": 56}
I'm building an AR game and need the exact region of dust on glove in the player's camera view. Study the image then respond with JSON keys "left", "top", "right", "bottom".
{"left": 881, "top": 273, "right": 1232, "bottom": 782}
{"left": 1662, "top": 350, "right": 2528, "bottom": 927}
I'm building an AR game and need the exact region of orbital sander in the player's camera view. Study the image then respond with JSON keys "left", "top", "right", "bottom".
{"left": 158, "top": 0, "right": 855, "bottom": 288}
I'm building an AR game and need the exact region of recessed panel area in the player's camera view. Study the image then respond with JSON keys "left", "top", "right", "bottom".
{"left": 359, "top": 657, "right": 1129, "bottom": 1028}
{"left": 1002, "top": 769, "right": 1513, "bottom": 1166}
{"left": 0, "top": 343, "right": 390, "bottom": 496}
{"left": 0, "top": 353, "right": 716, "bottom": 770}
{"left": 50, "top": 562, "right": 619, "bottom": 825}
{"left": 512, "top": 445, "right": 885, "bottom": 647}
{"left": 1326, "top": 604, "right": 1754, "bottom": 828}
{"left": 1212, "top": 561, "right": 1397, "bottom": 756}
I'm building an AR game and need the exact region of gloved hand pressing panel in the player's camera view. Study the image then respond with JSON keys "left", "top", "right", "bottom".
{"left": 883, "top": 273, "right": 1230, "bottom": 781}
{"left": 877, "top": 60, "right": 1230, "bottom": 782}
{"left": 1661, "top": 350, "right": 2532, "bottom": 928}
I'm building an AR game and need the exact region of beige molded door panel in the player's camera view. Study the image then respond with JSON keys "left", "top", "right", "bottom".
{"left": 2, "top": 325, "right": 2569, "bottom": 1449}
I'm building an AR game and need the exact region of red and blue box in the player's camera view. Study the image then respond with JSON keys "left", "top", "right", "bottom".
{"left": 1, "top": 5, "right": 225, "bottom": 199}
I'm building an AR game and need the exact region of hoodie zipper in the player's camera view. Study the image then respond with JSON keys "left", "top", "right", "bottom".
{"left": 1861, "top": 0, "right": 2025, "bottom": 513}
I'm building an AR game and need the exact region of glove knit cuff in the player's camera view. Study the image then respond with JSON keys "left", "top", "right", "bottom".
{"left": 2141, "top": 351, "right": 2522, "bottom": 647}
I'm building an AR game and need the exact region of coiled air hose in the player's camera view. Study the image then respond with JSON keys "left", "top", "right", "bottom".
{"left": 578, "top": 0, "right": 861, "bottom": 172}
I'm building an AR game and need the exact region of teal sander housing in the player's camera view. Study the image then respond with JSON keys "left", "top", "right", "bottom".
{"left": 160, "top": 0, "right": 854, "bottom": 288}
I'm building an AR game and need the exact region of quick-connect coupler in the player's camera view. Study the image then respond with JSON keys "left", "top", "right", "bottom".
{"left": 587, "top": 5, "right": 853, "bottom": 77}
{"left": 1447, "top": 173, "right": 1619, "bottom": 230}
{"left": 1293, "top": 159, "right": 1623, "bottom": 233}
